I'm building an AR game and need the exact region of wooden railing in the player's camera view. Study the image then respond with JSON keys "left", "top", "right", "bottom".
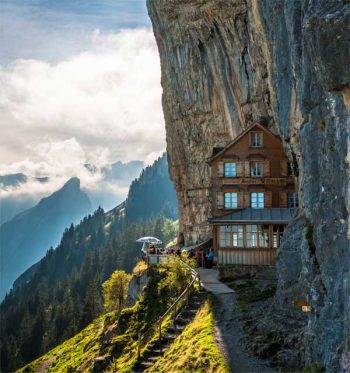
{"left": 135, "top": 257, "right": 200, "bottom": 361}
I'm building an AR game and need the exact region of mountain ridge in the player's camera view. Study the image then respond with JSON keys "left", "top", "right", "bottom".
{"left": 0, "top": 177, "right": 92, "bottom": 299}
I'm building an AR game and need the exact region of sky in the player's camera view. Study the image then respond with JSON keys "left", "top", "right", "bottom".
{"left": 0, "top": 0, "right": 166, "bottom": 206}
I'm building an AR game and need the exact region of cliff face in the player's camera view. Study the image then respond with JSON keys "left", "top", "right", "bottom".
{"left": 147, "top": 0, "right": 349, "bottom": 371}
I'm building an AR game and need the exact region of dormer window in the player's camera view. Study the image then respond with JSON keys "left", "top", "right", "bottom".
{"left": 250, "top": 131, "right": 263, "bottom": 147}
{"left": 224, "top": 162, "right": 236, "bottom": 177}
{"left": 250, "top": 161, "right": 264, "bottom": 177}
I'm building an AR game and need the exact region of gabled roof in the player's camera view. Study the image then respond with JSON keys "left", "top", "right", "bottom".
{"left": 210, "top": 208, "right": 295, "bottom": 224}
{"left": 207, "top": 123, "right": 281, "bottom": 163}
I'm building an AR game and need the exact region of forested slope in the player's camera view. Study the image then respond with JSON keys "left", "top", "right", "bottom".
{"left": 0, "top": 154, "right": 178, "bottom": 372}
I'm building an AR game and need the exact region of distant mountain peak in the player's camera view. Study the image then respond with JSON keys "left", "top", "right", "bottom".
{"left": 63, "top": 177, "right": 80, "bottom": 190}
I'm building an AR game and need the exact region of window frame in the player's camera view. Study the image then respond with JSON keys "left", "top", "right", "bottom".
{"left": 219, "top": 224, "right": 272, "bottom": 248}
{"left": 250, "top": 131, "right": 263, "bottom": 148}
{"left": 224, "top": 192, "right": 238, "bottom": 209}
{"left": 251, "top": 192, "right": 264, "bottom": 209}
{"left": 250, "top": 161, "right": 264, "bottom": 177}
{"left": 272, "top": 225, "right": 285, "bottom": 248}
{"left": 287, "top": 191, "right": 298, "bottom": 208}
{"left": 219, "top": 225, "right": 243, "bottom": 248}
{"left": 224, "top": 162, "right": 237, "bottom": 177}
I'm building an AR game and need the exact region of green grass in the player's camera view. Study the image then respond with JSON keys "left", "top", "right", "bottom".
{"left": 147, "top": 300, "right": 229, "bottom": 373}
{"left": 18, "top": 258, "right": 203, "bottom": 373}
{"left": 18, "top": 313, "right": 111, "bottom": 373}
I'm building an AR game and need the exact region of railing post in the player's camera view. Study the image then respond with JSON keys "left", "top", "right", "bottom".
{"left": 173, "top": 304, "right": 177, "bottom": 333}
{"left": 159, "top": 319, "right": 162, "bottom": 352}
{"left": 137, "top": 331, "right": 141, "bottom": 361}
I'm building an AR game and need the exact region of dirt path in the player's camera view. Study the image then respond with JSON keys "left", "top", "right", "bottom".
{"left": 212, "top": 293, "right": 276, "bottom": 373}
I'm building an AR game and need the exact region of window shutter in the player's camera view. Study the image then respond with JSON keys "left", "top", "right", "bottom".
{"left": 238, "top": 191, "right": 244, "bottom": 208}
{"left": 244, "top": 192, "right": 251, "bottom": 208}
{"left": 217, "top": 192, "right": 224, "bottom": 209}
{"left": 280, "top": 160, "right": 288, "bottom": 176}
{"left": 279, "top": 191, "right": 287, "bottom": 207}
{"left": 217, "top": 161, "right": 224, "bottom": 177}
{"left": 236, "top": 161, "right": 243, "bottom": 177}
{"left": 264, "top": 160, "right": 270, "bottom": 177}
{"left": 265, "top": 190, "right": 272, "bottom": 207}
{"left": 244, "top": 161, "right": 250, "bottom": 177}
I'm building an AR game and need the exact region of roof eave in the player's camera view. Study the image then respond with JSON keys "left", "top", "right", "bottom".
{"left": 207, "top": 123, "right": 280, "bottom": 163}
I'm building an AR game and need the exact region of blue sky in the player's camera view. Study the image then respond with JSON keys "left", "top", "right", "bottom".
{"left": 0, "top": 0, "right": 165, "bottom": 203}
{"left": 0, "top": 0, "right": 151, "bottom": 64}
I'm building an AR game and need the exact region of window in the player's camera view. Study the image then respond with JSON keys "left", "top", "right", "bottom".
{"left": 224, "top": 162, "right": 236, "bottom": 177}
{"left": 250, "top": 162, "right": 264, "bottom": 177}
{"left": 224, "top": 192, "right": 238, "bottom": 208}
{"left": 246, "top": 224, "right": 269, "bottom": 247}
{"left": 246, "top": 225, "right": 258, "bottom": 247}
{"left": 258, "top": 225, "right": 269, "bottom": 248}
{"left": 220, "top": 226, "right": 232, "bottom": 247}
{"left": 288, "top": 191, "right": 298, "bottom": 208}
{"left": 232, "top": 225, "right": 244, "bottom": 247}
{"left": 273, "top": 225, "right": 285, "bottom": 248}
{"left": 250, "top": 132, "right": 263, "bottom": 147}
{"left": 219, "top": 225, "right": 243, "bottom": 247}
{"left": 251, "top": 192, "right": 264, "bottom": 208}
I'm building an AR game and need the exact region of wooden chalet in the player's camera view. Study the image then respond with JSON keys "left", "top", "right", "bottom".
{"left": 208, "top": 123, "right": 297, "bottom": 266}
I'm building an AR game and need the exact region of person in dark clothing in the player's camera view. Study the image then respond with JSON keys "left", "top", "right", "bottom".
{"left": 206, "top": 248, "right": 214, "bottom": 268}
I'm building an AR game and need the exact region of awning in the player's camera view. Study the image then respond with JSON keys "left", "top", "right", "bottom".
{"left": 210, "top": 208, "right": 296, "bottom": 224}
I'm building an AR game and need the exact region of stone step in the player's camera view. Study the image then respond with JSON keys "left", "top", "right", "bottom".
{"left": 146, "top": 355, "right": 160, "bottom": 362}
{"left": 162, "top": 333, "right": 176, "bottom": 340}
{"left": 173, "top": 317, "right": 191, "bottom": 326}
{"left": 132, "top": 291, "right": 207, "bottom": 372}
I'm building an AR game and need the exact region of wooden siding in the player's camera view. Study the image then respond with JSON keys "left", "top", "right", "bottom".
{"left": 218, "top": 248, "right": 276, "bottom": 265}
{"left": 210, "top": 124, "right": 296, "bottom": 218}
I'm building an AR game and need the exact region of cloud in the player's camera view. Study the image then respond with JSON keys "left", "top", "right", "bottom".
{"left": 0, "top": 137, "right": 140, "bottom": 213}
{"left": 0, "top": 138, "right": 102, "bottom": 196}
{"left": 0, "top": 28, "right": 166, "bottom": 166}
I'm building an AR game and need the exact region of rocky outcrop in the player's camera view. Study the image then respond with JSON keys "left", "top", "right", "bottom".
{"left": 125, "top": 270, "right": 148, "bottom": 308}
{"left": 147, "top": 0, "right": 349, "bottom": 371}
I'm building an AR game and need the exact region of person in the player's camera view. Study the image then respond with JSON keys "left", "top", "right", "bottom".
{"left": 188, "top": 249, "right": 195, "bottom": 259}
{"left": 206, "top": 248, "right": 214, "bottom": 268}
{"left": 149, "top": 244, "right": 155, "bottom": 254}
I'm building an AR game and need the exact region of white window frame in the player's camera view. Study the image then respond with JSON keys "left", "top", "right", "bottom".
{"left": 219, "top": 225, "right": 243, "bottom": 248}
{"left": 250, "top": 131, "right": 263, "bottom": 147}
{"left": 246, "top": 224, "right": 258, "bottom": 247}
{"left": 224, "top": 162, "right": 237, "bottom": 177}
{"left": 224, "top": 192, "right": 238, "bottom": 209}
{"left": 250, "top": 162, "right": 264, "bottom": 177}
{"left": 251, "top": 192, "right": 264, "bottom": 209}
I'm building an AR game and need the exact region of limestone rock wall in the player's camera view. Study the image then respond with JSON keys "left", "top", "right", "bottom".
{"left": 147, "top": 0, "right": 349, "bottom": 371}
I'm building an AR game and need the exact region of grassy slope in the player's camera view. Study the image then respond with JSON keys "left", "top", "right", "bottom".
{"left": 18, "top": 261, "right": 228, "bottom": 373}
{"left": 148, "top": 300, "right": 229, "bottom": 373}
{"left": 19, "top": 300, "right": 228, "bottom": 373}
{"left": 18, "top": 313, "right": 109, "bottom": 373}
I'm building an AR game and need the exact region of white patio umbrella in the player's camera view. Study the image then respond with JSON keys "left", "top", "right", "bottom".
{"left": 136, "top": 236, "right": 162, "bottom": 244}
